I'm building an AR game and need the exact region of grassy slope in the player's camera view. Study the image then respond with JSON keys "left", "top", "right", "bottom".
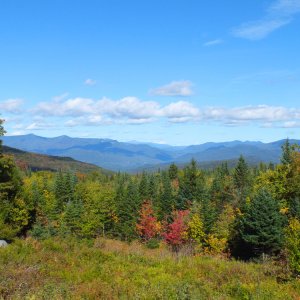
{"left": 3, "top": 145, "right": 113, "bottom": 175}
{"left": 0, "top": 238, "right": 299, "bottom": 299}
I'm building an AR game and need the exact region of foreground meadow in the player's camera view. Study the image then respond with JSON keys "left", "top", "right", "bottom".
{"left": 0, "top": 238, "right": 299, "bottom": 299}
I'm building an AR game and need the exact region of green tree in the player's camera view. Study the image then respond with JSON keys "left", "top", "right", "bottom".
{"left": 205, "top": 204, "right": 235, "bottom": 255}
{"left": 148, "top": 174, "right": 158, "bottom": 203}
{"left": 0, "top": 120, "right": 25, "bottom": 240}
{"left": 115, "top": 178, "right": 141, "bottom": 241}
{"left": 281, "top": 139, "right": 293, "bottom": 165}
{"left": 139, "top": 171, "right": 149, "bottom": 201}
{"left": 201, "top": 197, "right": 217, "bottom": 235}
{"left": 233, "top": 155, "right": 251, "bottom": 206}
{"left": 168, "top": 163, "right": 178, "bottom": 180}
{"left": 63, "top": 197, "right": 84, "bottom": 236}
{"left": 289, "top": 197, "right": 300, "bottom": 219}
{"left": 210, "top": 162, "right": 234, "bottom": 211}
{"left": 177, "top": 159, "right": 199, "bottom": 209}
{"left": 159, "top": 171, "right": 174, "bottom": 219}
{"left": 76, "top": 180, "right": 116, "bottom": 238}
{"left": 234, "top": 189, "right": 284, "bottom": 258}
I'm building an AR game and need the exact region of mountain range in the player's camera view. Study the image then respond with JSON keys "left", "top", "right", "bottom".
{"left": 2, "top": 134, "right": 299, "bottom": 172}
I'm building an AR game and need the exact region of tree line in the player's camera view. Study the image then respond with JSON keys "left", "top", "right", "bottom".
{"left": 1, "top": 119, "right": 300, "bottom": 275}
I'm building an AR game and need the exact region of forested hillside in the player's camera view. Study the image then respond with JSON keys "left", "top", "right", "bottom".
{"left": 1, "top": 119, "right": 300, "bottom": 298}
{"left": 2, "top": 145, "right": 110, "bottom": 174}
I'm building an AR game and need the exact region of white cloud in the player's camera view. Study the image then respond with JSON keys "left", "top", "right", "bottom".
{"left": 281, "top": 121, "right": 300, "bottom": 128}
{"left": 150, "top": 80, "right": 193, "bottom": 96}
{"left": 269, "top": 0, "right": 300, "bottom": 15}
{"left": 203, "top": 39, "right": 223, "bottom": 46}
{"left": 84, "top": 78, "right": 96, "bottom": 86}
{"left": 33, "top": 96, "right": 201, "bottom": 125}
{"left": 232, "top": 0, "right": 300, "bottom": 40}
{"left": 34, "top": 97, "right": 95, "bottom": 116}
{"left": 26, "top": 95, "right": 300, "bottom": 128}
{"left": 52, "top": 92, "right": 69, "bottom": 102}
{"left": 0, "top": 99, "right": 24, "bottom": 114}
{"left": 161, "top": 101, "right": 200, "bottom": 120}
{"left": 202, "top": 105, "right": 300, "bottom": 124}
{"left": 97, "top": 97, "right": 160, "bottom": 119}
{"left": 232, "top": 19, "right": 290, "bottom": 40}
{"left": 26, "top": 121, "right": 54, "bottom": 130}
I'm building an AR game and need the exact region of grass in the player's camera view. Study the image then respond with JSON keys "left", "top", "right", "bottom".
{"left": 0, "top": 238, "right": 299, "bottom": 299}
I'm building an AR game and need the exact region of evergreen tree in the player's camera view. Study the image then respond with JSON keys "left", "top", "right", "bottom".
{"left": 234, "top": 189, "right": 284, "bottom": 258}
{"left": 63, "top": 197, "right": 84, "bottom": 236}
{"left": 281, "top": 139, "right": 293, "bottom": 165}
{"left": 138, "top": 171, "right": 149, "bottom": 201}
{"left": 63, "top": 171, "right": 76, "bottom": 202}
{"left": 148, "top": 174, "right": 159, "bottom": 208}
{"left": 210, "top": 163, "right": 234, "bottom": 211}
{"left": 177, "top": 159, "right": 198, "bottom": 209}
{"left": 159, "top": 171, "right": 174, "bottom": 220}
{"left": 201, "top": 197, "right": 217, "bottom": 235}
{"left": 168, "top": 163, "right": 178, "bottom": 180}
{"left": 54, "top": 171, "right": 65, "bottom": 214}
{"left": 115, "top": 178, "right": 141, "bottom": 241}
{"left": 233, "top": 155, "right": 251, "bottom": 206}
{"left": 289, "top": 197, "right": 300, "bottom": 219}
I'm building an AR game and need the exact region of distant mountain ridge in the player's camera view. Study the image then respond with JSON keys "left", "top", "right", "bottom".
{"left": 2, "top": 134, "right": 299, "bottom": 172}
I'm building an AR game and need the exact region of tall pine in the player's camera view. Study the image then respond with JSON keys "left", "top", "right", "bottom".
{"left": 233, "top": 189, "right": 283, "bottom": 258}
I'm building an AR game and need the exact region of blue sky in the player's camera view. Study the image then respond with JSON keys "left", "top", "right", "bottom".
{"left": 0, "top": 0, "right": 300, "bottom": 145}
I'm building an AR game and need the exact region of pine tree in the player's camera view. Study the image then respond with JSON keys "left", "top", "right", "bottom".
{"left": 139, "top": 171, "right": 149, "bottom": 201}
{"left": 115, "top": 178, "right": 141, "bottom": 241}
{"left": 289, "top": 197, "right": 300, "bottom": 219}
{"left": 281, "top": 139, "right": 293, "bottom": 165}
{"left": 210, "top": 163, "right": 234, "bottom": 211}
{"left": 201, "top": 197, "right": 217, "bottom": 235}
{"left": 233, "top": 155, "right": 251, "bottom": 206}
{"left": 168, "top": 163, "right": 178, "bottom": 180}
{"left": 54, "top": 171, "right": 65, "bottom": 214}
{"left": 148, "top": 174, "right": 159, "bottom": 208}
{"left": 63, "top": 197, "right": 83, "bottom": 236}
{"left": 236, "top": 189, "right": 284, "bottom": 258}
{"left": 159, "top": 171, "right": 174, "bottom": 220}
{"left": 177, "top": 159, "right": 198, "bottom": 209}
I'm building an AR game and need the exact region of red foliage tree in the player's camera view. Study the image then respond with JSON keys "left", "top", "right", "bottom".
{"left": 163, "top": 210, "right": 190, "bottom": 252}
{"left": 136, "top": 200, "right": 161, "bottom": 241}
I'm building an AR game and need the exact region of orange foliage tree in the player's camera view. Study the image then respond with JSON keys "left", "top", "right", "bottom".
{"left": 136, "top": 200, "right": 161, "bottom": 242}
